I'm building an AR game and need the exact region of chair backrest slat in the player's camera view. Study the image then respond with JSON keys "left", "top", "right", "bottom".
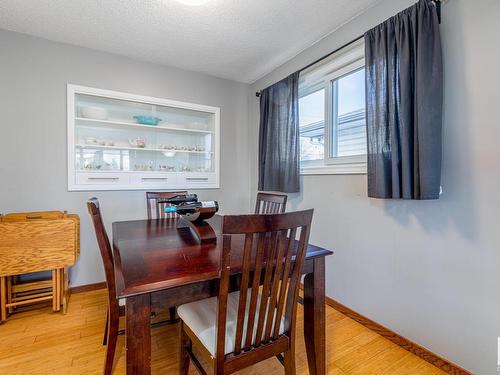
{"left": 146, "top": 191, "right": 188, "bottom": 219}
{"left": 272, "top": 230, "right": 296, "bottom": 339}
{"left": 284, "top": 227, "right": 309, "bottom": 329}
{"left": 263, "top": 228, "right": 290, "bottom": 341}
{"left": 253, "top": 230, "right": 279, "bottom": 347}
{"left": 233, "top": 233, "right": 253, "bottom": 354}
{"left": 255, "top": 192, "right": 287, "bottom": 214}
{"left": 243, "top": 232, "right": 266, "bottom": 351}
{"left": 219, "top": 209, "right": 313, "bottom": 358}
{"left": 215, "top": 233, "right": 232, "bottom": 371}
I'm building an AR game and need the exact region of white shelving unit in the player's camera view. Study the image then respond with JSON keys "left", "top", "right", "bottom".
{"left": 67, "top": 84, "right": 220, "bottom": 191}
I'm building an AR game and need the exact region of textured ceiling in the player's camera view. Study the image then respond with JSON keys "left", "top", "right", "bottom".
{"left": 0, "top": 0, "right": 380, "bottom": 83}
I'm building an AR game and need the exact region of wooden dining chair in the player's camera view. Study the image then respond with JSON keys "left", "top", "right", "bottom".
{"left": 177, "top": 209, "right": 314, "bottom": 375}
{"left": 87, "top": 198, "right": 122, "bottom": 375}
{"left": 146, "top": 191, "right": 188, "bottom": 320}
{"left": 255, "top": 192, "right": 288, "bottom": 214}
{"left": 146, "top": 191, "right": 188, "bottom": 219}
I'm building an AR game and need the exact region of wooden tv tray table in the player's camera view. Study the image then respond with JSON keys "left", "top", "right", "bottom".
{"left": 0, "top": 211, "right": 80, "bottom": 322}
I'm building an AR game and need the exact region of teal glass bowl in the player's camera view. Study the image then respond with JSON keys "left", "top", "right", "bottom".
{"left": 133, "top": 116, "right": 162, "bottom": 126}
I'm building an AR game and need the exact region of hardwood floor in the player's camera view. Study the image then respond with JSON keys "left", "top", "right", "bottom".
{"left": 0, "top": 289, "right": 445, "bottom": 375}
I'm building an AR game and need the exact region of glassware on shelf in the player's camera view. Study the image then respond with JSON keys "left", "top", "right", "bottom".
{"left": 158, "top": 165, "right": 176, "bottom": 172}
{"left": 157, "top": 144, "right": 208, "bottom": 152}
{"left": 82, "top": 160, "right": 118, "bottom": 171}
{"left": 133, "top": 115, "right": 162, "bottom": 126}
{"left": 79, "top": 105, "right": 108, "bottom": 120}
{"left": 128, "top": 138, "right": 146, "bottom": 148}
{"left": 85, "top": 137, "right": 115, "bottom": 146}
{"left": 133, "top": 163, "right": 154, "bottom": 171}
{"left": 133, "top": 164, "right": 177, "bottom": 172}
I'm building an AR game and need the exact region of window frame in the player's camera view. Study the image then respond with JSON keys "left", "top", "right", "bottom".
{"left": 299, "top": 41, "right": 367, "bottom": 175}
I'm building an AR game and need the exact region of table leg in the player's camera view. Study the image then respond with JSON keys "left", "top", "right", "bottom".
{"left": 303, "top": 257, "right": 326, "bottom": 375}
{"left": 126, "top": 294, "right": 151, "bottom": 375}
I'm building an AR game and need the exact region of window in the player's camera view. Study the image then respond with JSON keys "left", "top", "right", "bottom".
{"left": 299, "top": 41, "right": 366, "bottom": 174}
{"left": 299, "top": 89, "right": 325, "bottom": 162}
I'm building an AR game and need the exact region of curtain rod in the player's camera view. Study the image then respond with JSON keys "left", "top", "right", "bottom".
{"left": 255, "top": 0, "right": 442, "bottom": 98}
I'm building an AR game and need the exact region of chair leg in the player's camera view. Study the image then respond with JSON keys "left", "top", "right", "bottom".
{"left": 104, "top": 307, "right": 119, "bottom": 375}
{"left": 179, "top": 322, "right": 190, "bottom": 375}
{"left": 284, "top": 349, "right": 295, "bottom": 375}
{"left": 103, "top": 309, "right": 109, "bottom": 345}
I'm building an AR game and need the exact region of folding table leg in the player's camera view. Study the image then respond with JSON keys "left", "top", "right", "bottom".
{"left": 62, "top": 267, "right": 70, "bottom": 314}
{"left": 0, "top": 276, "right": 6, "bottom": 323}
{"left": 6, "top": 276, "right": 12, "bottom": 314}
{"left": 57, "top": 269, "right": 62, "bottom": 312}
{"left": 52, "top": 270, "right": 58, "bottom": 312}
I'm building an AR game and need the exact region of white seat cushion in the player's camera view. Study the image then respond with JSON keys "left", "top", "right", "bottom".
{"left": 177, "top": 291, "right": 285, "bottom": 355}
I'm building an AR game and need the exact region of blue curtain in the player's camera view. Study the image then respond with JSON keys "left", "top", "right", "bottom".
{"left": 258, "top": 72, "right": 300, "bottom": 193}
{"left": 365, "top": 0, "right": 443, "bottom": 199}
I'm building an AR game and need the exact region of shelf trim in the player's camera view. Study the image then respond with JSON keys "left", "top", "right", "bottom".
{"left": 75, "top": 117, "right": 214, "bottom": 134}
{"left": 75, "top": 170, "right": 214, "bottom": 174}
{"left": 75, "top": 144, "right": 214, "bottom": 154}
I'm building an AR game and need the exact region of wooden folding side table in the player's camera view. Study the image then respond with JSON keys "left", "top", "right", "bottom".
{"left": 0, "top": 211, "right": 80, "bottom": 322}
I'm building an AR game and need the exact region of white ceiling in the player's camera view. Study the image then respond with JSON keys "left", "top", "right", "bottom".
{"left": 0, "top": 0, "right": 380, "bottom": 83}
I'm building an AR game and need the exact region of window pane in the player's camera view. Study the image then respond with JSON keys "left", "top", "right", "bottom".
{"left": 330, "top": 68, "right": 367, "bottom": 157}
{"left": 299, "top": 89, "right": 325, "bottom": 161}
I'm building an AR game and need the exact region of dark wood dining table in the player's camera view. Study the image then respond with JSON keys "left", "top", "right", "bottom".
{"left": 112, "top": 215, "right": 333, "bottom": 375}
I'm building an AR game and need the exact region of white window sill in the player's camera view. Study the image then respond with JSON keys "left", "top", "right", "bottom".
{"left": 300, "top": 155, "right": 367, "bottom": 175}
{"left": 301, "top": 163, "right": 366, "bottom": 175}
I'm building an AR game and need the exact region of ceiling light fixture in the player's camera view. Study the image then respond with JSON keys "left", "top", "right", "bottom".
{"left": 175, "top": 0, "right": 211, "bottom": 5}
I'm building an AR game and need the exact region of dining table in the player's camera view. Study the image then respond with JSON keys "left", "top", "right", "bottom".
{"left": 112, "top": 214, "right": 333, "bottom": 375}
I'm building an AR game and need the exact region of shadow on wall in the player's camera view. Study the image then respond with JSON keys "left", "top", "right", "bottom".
{"left": 379, "top": 15, "right": 478, "bottom": 243}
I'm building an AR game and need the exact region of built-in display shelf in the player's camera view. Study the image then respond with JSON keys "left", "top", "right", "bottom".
{"left": 67, "top": 84, "right": 220, "bottom": 191}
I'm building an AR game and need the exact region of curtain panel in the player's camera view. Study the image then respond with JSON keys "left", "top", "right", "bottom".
{"left": 258, "top": 72, "right": 300, "bottom": 193}
{"left": 365, "top": 0, "right": 443, "bottom": 199}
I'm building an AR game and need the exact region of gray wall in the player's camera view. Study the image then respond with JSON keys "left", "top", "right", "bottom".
{"left": 0, "top": 29, "right": 251, "bottom": 287}
{"left": 2, "top": 1, "right": 499, "bottom": 372}
{"left": 249, "top": 0, "right": 500, "bottom": 374}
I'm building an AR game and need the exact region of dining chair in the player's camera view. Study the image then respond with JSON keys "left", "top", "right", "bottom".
{"left": 255, "top": 192, "right": 288, "bottom": 214}
{"left": 87, "top": 198, "right": 122, "bottom": 375}
{"left": 177, "top": 209, "right": 314, "bottom": 375}
{"left": 146, "top": 191, "right": 188, "bottom": 219}
{"left": 146, "top": 191, "right": 188, "bottom": 320}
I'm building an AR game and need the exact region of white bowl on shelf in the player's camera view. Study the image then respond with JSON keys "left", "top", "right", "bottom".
{"left": 80, "top": 106, "right": 108, "bottom": 120}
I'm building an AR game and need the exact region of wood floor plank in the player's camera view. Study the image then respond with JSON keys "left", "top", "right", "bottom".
{"left": 0, "top": 288, "right": 446, "bottom": 374}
